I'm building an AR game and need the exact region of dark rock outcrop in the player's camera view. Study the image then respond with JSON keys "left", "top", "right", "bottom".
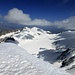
{"left": 61, "top": 56, "right": 75, "bottom": 67}
{"left": 5, "top": 37, "right": 15, "bottom": 42}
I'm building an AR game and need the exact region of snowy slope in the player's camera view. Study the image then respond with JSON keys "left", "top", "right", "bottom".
{"left": 12, "top": 27, "right": 63, "bottom": 68}
{"left": 13, "top": 27, "right": 59, "bottom": 55}
{"left": 0, "top": 43, "right": 70, "bottom": 75}
{"left": 0, "top": 27, "right": 74, "bottom": 74}
{"left": 54, "top": 30, "right": 75, "bottom": 75}
{"left": 13, "top": 27, "right": 75, "bottom": 75}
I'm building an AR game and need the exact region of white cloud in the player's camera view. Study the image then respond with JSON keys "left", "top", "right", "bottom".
{"left": 4, "top": 8, "right": 31, "bottom": 24}
{"left": 28, "top": 19, "right": 52, "bottom": 26}
{"left": 4, "top": 8, "right": 75, "bottom": 30}
{"left": 4, "top": 8, "right": 51, "bottom": 26}
{"left": 53, "top": 16, "right": 75, "bottom": 29}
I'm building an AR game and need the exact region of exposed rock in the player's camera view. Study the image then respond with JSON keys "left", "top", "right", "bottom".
{"left": 5, "top": 37, "right": 15, "bottom": 42}
{"left": 61, "top": 56, "right": 75, "bottom": 67}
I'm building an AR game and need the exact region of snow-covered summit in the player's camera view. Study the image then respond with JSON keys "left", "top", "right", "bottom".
{"left": 14, "top": 27, "right": 51, "bottom": 40}
{"left": 13, "top": 27, "right": 58, "bottom": 54}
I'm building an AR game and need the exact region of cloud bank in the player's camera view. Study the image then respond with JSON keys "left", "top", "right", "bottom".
{"left": 53, "top": 16, "right": 75, "bottom": 29}
{"left": 4, "top": 8, "right": 75, "bottom": 30}
{"left": 4, "top": 8, "right": 52, "bottom": 26}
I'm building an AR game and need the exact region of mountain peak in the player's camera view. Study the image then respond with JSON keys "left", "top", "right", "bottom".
{"left": 14, "top": 27, "right": 51, "bottom": 40}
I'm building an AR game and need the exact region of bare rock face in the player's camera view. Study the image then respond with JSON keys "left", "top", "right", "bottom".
{"left": 0, "top": 36, "right": 19, "bottom": 44}
{"left": 57, "top": 48, "right": 73, "bottom": 61}
{"left": 61, "top": 56, "right": 75, "bottom": 67}
{"left": 57, "top": 47, "right": 75, "bottom": 68}
{"left": 5, "top": 37, "right": 15, "bottom": 42}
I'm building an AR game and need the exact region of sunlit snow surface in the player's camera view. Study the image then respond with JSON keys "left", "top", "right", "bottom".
{"left": 0, "top": 43, "right": 70, "bottom": 75}
{"left": 13, "top": 27, "right": 59, "bottom": 55}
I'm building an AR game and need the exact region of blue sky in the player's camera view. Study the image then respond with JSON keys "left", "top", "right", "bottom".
{"left": 0, "top": 0, "right": 75, "bottom": 30}
{"left": 0, "top": 0, "right": 75, "bottom": 21}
